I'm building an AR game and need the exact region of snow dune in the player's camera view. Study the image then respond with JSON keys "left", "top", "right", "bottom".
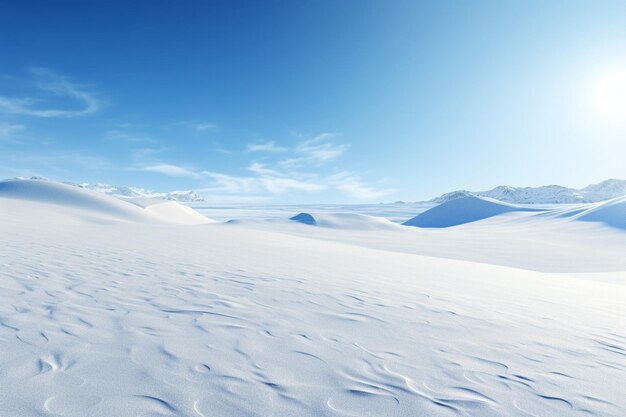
{"left": 403, "top": 195, "right": 545, "bottom": 228}
{"left": 574, "top": 196, "right": 626, "bottom": 229}
{"left": 1, "top": 179, "right": 625, "bottom": 416}
{"left": 405, "top": 192, "right": 626, "bottom": 230}
{"left": 126, "top": 197, "right": 216, "bottom": 225}
{"left": 0, "top": 179, "right": 213, "bottom": 225}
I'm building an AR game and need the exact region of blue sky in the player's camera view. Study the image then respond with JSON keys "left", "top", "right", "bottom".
{"left": 1, "top": 0, "right": 626, "bottom": 203}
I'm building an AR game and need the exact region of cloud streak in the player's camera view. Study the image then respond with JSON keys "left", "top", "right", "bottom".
{"left": 200, "top": 170, "right": 324, "bottom": 195}
{"left": 135, "top": 163, "right": 203, "bottom": 179}
{"left": 194, "top": 122, "right": 216, "bottom": 131}
{"left": 329, "top": 172, "right": 394, "bottom": 200}
{"left": 0, "top": 122, "right": 26, "bottom": 140}
{"left": 246, "top": 141, "right": 288, "bottom": 153}
{"left": 279, "top": 133, "right": 348, "bottom": 167}
{"left": 0, "top": 68, "right": 101, "bottom": 118}
{"left": 128, "top": 132, "right": 391, "bottom": 201}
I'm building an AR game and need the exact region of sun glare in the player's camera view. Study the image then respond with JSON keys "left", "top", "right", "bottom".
{"left": 594, "top": 69, "right": 626, "bottom": 123}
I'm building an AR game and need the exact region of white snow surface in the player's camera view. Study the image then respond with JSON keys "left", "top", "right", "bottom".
{"left": 1, "top": 179, "right": 626, "bottom": 417}
{"left": 574, "top": 196, "right": 626, "bottom": 229}
{"left": 290, "top": 212, "right": 399, "bottom": 230}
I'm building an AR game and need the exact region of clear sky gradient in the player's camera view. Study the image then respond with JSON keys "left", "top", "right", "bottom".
{"left": 1, "top": 0, "right": 626, "bottom": 203}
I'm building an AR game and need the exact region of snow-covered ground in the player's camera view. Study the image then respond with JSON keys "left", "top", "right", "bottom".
{"left": 1, "top": 179, "right": 625, "bottom": 417}
{"left": 188, "top": 201, "right": 435, "bottom": 224}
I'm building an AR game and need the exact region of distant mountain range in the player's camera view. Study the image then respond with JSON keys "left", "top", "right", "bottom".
{"left": 429, "top": 179, "right": 626, "bottom": 204}
{"left": 8, "top": 177, "right": 626, "bottom": 205}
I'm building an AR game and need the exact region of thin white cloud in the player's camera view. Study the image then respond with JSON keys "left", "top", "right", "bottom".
{"left": 279, "top": 133, "right": 348, "bottom": 167}
{"left": 199, "top": 170, "right": 324, "bottom": 195}
{"left": 0, "top": 68, "right": 101, "bottom": 117}
{"left": 329, "top": 172, "right": 394, "bottom": 200}
{"left": 163, "top": 121, "right": 217, "bottom": 132}
{"left": 131, "top": 147, "right": 167, "bottom": 160}
{"left": 247, "top": 162, "right": 284, "bottom": 176}
{"left": 246, "top": 141, "right": 287, "bottom": 153}
{"left": 130, "top": 132, "right": 387, "bottom": 201}
{"left": 261, "top": 176, "right": 324, "bottom": 193}
{"left": 136, "top": 163, "right": 203, "bottom": 179}
{"left": 0, "top": 122, "right": 26, "bottom": 140}
{"left": 194, "top": 122, "right": 216, "bottom": 131}
{"left": 200, "top": 171, "right": 263, "bottom": 194}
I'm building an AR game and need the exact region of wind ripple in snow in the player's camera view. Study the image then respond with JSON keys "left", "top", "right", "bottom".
{"left": 0, "top": 197, "right": 625, "bottom": 416}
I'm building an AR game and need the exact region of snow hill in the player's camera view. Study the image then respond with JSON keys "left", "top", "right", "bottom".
{"left": 403, "top": 196, "right": 545, "bottom": 228}
{"left": 430, "top": 179, "right": 626, "bottom": 204}
{"left": 563, "top": 195, "right": 626, "bottom": 230}
{"left": 0, "top": 179, "right": 213, "bottom": 225}
{"left": 405, "top": 194, "right": 626, "bottom": 230}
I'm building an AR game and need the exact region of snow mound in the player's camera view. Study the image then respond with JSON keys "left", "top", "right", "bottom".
{"left": 290, "top": 213, "right": 317, "bottom": 225}
{"left": 404, "top": 195, "right": 541, "bottom": 228}
{"left": 0, "top": 179, "right": 213, "bottom": 224}
{"left": 0, "top": 179, "right": 151, "bottom": 221}
{"left": 290, "top": 212, "right": 398, "bottom": 230}
{"left": 575, "top": 196, "right": 626, "bottom": 229}
{"left": 131, "top": 198, "right": 216, "bottom": 225}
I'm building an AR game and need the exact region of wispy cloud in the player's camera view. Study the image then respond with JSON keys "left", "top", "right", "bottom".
{"left": 135, "top": 163, "right": 203, "bottom": 179}
{"left": 163, "top": 120, "right": 217, "bottom": 132}
{"left": 0, "top": 122, "right": 26, "bottom": 140}
{"left": 200, "top": 171, "right": 324, "bottom": 195}
{"left": 247, "top": 162, "right": 284, "bottom": 176}
{"left": 297, "top": 133, "right": 347, "bottom": 162}
{"left": 0, "top": 68, "right": 101, "bottom": 117}
{"left": 246, "top": 140, "right": 288, "bottom": 153}
{"left": 328, "top": 172, "right": 394, "bottom": 200}
{"left": 130, "top": 132, "right": 390, "bottom": 201}
{"left": 279, "top": 133, "right": 348, "bottom": 167}
{"left": 131, "top": 147, "right": 167, "bottom": 160}
{"left": 194, "top": 122, "right": 216, "bottom": 131}
{"left": 197, "top": 168, "right": 388, "bottom": 200}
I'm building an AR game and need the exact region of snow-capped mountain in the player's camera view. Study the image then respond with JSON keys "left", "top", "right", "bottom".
{"left": 430, "top": 179, "right": 626, "bottom": 204}
{"left": 67, "top": 181, "right": 206, "bottom": 202}
{"left": 580, "top": 179, "right": 626, "bottom": 202}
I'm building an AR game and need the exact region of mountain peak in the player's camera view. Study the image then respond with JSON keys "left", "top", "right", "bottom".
{"left": 429, "top": 179, "right": 626, "bottom": 204}
{"left": 67, "top": 182, "right": 206, "bottom": 202}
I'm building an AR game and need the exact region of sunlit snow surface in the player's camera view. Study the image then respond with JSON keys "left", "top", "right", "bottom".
{"left": 188, "top": 201, "right": 435, "bottom": 224}
{"left": 1, "top": 180, "right": 625, "bottom": 417}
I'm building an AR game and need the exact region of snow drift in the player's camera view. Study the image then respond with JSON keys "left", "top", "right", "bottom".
{"left": 126, "top": 197, "right": 215, "bottom": 225}
{"left": 403, "top": 195, "right": 543, "bottom": 228}
{"left": 0, "top": 179, "right": 213, "bottom": 225}
{"left": 574, "top": 196, "right": 626, "bottom": 229}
